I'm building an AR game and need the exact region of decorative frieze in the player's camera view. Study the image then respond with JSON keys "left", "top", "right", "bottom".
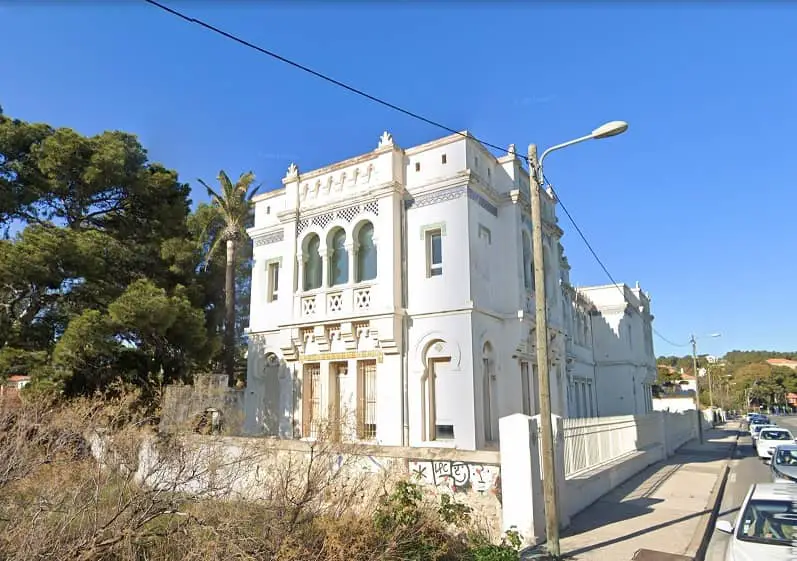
{"left": 297, "top": 201, "right": 380, "bottom": 235}
{"left": 467, "top": 188, "right": 499, "bottom": 217}
{"left": 299, "top": 350, "right": 384, "bottom": 363}
{"left": 254, "top": 230, "right": 285, "bottom": 247}
{"left": 404, "top": 186, "right": 498, "bottom": 217}
{"left": 405, "top": 186, "right": 466, "bottom": 210}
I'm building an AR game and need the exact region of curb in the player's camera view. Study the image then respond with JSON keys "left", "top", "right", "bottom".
{"left": 683, "top": 422, "right": 740, "bottom": 561}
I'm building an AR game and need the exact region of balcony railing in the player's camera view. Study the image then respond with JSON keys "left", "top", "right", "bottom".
{"left": 299, "top": 284, "right": 374, "bottom": 318}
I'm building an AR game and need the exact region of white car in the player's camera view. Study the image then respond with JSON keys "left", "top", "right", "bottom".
{"left": 751, "top": 423, "right": 776, "bottom": 442}
{"left": 715, "top": 483, "right": 797, "bottom": 560}
{"left": 756, "top": 428, "right": 795, "bottom": 461}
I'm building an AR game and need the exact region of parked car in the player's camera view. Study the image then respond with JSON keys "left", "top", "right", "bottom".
{"left": 756, "top": 428, "right": 795, "bottom": 461}
{"left": 770, "top": 444, "right": 797, "bottom": 483}
{"left": 715, "top": 482, "right": 797, "bottom": 560}
{"left": 751, "top": 423, "right": 776, "bottom": 442}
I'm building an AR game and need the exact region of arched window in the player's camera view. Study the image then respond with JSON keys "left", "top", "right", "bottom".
{"left": 329, "top": 229, "right": 348, "bottom": 286}
{"left": 356, "top": 222, "right": 377, "bottom": 282}
{"left": 522, "top": 232, "right": 533, "bottom": 291}
{"left": 304, "top": 234, "right": 322, "bottom": 290}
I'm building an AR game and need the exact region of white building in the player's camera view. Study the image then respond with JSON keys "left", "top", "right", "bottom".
{"left": 244, "top": 130, "right": 656, "bottom": 451}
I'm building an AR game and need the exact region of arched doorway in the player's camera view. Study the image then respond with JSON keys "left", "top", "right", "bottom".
{"left": 482, "top": 342, "right": 498, "bottom": 443}
{"left": 421, "top": 339, "right": 453, "bottom": 441}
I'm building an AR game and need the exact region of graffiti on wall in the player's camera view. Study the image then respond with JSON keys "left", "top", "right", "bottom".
{"left": 408, "top": 460, "right": 499, "bottom": 494}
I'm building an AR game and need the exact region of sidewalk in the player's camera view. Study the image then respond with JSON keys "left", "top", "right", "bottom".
{"left": 554, "top": 422, "right": 740, "bottom": 561}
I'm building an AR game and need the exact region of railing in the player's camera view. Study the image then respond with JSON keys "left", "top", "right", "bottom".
{"left": 562, "top": 411, "right": 699, "bottom": 478}
{"left": 299, "top": 284, "right": 374, "bottom": 318}
{"left": 562, "top": 415, "right": 641, "bottom": 477}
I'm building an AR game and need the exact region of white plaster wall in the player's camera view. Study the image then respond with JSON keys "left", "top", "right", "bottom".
{"left": 468, "top": 188, "right": 527, "bottom": 316}
{"left": 653, "top": 397, "right": 696, "bottom": 413}
{"left": 405, "top": 138, "right": 467, "bottom": 190}
{"left": 406, "top": 194, "right": 470, "bottom": 314}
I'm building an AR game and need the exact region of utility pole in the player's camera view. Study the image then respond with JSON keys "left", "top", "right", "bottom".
{"left": 707, "top": 364, "right": 715, "bottom": 409}
{"left": 529, "top": 144, "right": 560, "bottom": 558}
{"left": 691, "top": 334, "right": 704, "bottom": 444}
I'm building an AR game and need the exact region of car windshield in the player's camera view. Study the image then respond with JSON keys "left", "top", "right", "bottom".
{"left": 761, "top": 431, "right": 792, "bottom": 441}
{"left": 775, "top": 450, "right": 797, "bottom": 466}
{"left": 737, "top": 499, "right": 797, "bottom": 546}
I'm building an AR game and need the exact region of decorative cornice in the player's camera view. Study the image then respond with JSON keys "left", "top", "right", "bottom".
{"left": 466, "top": 187, "right": 498, "bottom": 217}
{"left": 405, "top": 185, "right": 466, "bottom": 210}
{"left": 542, "top": 221, "right": 564, "bottom": 238}
{"left": 253, "top": 230, "right": 285, "bottom": 247}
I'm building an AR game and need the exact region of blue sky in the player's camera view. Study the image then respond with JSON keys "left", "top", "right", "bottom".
{"left": 2, "top": 2, "right": 795, "bottom": 357}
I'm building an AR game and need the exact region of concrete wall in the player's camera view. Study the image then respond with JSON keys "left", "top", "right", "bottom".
{"left": 89, "top": 431, "right": 503, "bottom": 539}
{"left": 160, "top": 375, "right": 245, "bottom": 434}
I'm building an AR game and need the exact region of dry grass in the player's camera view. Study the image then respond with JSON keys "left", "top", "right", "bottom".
{"left": 0, "top": 389, "right": 520, "bottom": 561}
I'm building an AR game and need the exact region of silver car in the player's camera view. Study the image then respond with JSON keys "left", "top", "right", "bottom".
{"left": 771, "top": 444, "right": 797, "bottom": 483}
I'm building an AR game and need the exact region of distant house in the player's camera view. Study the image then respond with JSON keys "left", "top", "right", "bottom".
{"left": 676, "top": 372, "right": 698, "bottom": 394}
{"left": 786, "top": 393, "right": 797, "bottom": 407}
{"left": 766, "top": 359, "right": 797, "bottom": 370}
{"left": 0, "top": 375, "right": 31, "bottom": 405}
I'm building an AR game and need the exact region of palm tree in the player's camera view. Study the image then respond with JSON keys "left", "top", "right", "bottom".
{"left": 198, "top": 170, "right": 260, "bottom": 386}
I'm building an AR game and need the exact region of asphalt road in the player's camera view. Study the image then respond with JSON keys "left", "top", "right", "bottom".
{"left": 704, "top": 415, "right": 797, "bottom": 561}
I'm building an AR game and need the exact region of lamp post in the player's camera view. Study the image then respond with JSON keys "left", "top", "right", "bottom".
{"left": 528, "top": 120, "right": 627, "bottom": 558}
{"left": 690, "top": 332, "right": 720, "bottom": 444}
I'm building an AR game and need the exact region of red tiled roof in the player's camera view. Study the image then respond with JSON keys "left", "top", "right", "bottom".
{"left": 7, "top": 375, "right": 30, "bottom": 382}
{"left": 767, "top": 359, "right": 797, "bottom": 366}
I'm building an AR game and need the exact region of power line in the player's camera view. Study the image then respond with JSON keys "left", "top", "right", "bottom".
{"left": 144, "top": 0, "right": 688, "bottom": 349}
{"left": 143, "top": 0, "right": 511, "bottom": 156}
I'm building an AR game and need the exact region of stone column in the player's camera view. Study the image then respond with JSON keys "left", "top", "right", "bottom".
{"left": 344, "top": 242, "right": 355, "bottom": 284}
{"left": 295, "top": 253, "right": 306, "bottom": 318}
{"left": 349, "top": 242, "right": 359, "bottom": 283}
{"left": 319, "top": 248, "right": 329, "bottom": 288}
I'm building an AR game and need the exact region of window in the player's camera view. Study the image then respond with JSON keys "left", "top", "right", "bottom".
{"left": 302, "top": 363, "right": 322, "bottom": 438}
{"left": 483, "top": 357, "right": 493, "bottom": 442}
{"left": 522, "top": 233, "right": 533, "bottom": 291}
{"left": 520, "top": 361, "right": 531, "bottom": 415}
{"left": 329, "top": 229, "right": 348, "bottom": 286}
{"left": 478, "top": 224, "right": 491, "bottom": 244}
{"left": 357, "top": 360, "right": 377, "bottom": 440}
{"left": 441, "top": 154, "right": 447, "bottom": 164}
{"left": 427, "top": 230, "right": 443, "bottom": 277}
{"left": 474, "top": 155, "right": 479, "bottom": 169}
{"left": 356, "top": 222, "right": 377, "bottom": 282}
{"left": 580, "top": 382, "right": 587, "bottom": 418}
{"left": 587, "top": 380, "right": 596, "bottom": 418}
{"left": 266, "top": 205, "right": 271, "bottom": 215}
{"left": 267, "top": 262, "right": 280, "bottom": 302}
{"left": 304, "top": 234, "right": 322, "bottom": 290}
{"left": 436, "top": 425, "right": 455, "bottom": 440}
{"left": 487, "top": 168, "right": 491, "bottom": 179}
{"left": 415, "top": 162, "right": 421, "bottom": 172}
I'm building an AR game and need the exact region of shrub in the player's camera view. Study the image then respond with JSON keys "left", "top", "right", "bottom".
{"left": 0, "top": 392, "right": 519, "bottom": 561}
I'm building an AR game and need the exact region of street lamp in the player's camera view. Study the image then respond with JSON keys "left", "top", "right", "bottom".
{"left": 528, "top": 120, "right": 628, "bottom": 559}
{"left": 690, "top": 332, "right": 721, "bottom": 444}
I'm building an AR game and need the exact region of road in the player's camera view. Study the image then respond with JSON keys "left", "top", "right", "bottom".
{"left": 704, "top": 414, "right": 797, "bottom": 561}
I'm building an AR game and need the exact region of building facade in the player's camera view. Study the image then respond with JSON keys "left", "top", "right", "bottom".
{"left": 244, "top": 131, "right": 656, "bottom": 451}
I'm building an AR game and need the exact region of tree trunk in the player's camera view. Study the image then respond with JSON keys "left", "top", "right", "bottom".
{"left": 224, "top": 238, "right": 237, "bottom": 386}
